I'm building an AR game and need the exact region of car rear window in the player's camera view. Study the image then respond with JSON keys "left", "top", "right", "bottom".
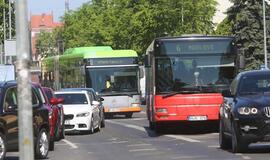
{"left": 55, "top": 93, "right": 88, "bottom": 105}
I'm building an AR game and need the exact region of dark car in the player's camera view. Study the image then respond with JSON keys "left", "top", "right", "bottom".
{"left": 0, "top": 81, "right": 50, "bottom": 159}
{"left": 42, "top": 87, "right": 65, "bottom": 141}
{"left": 60, "top": 88, "right": 105, "bottom": 128}
{"left": 219, "top": 70, "right": 270, "bottom": 153}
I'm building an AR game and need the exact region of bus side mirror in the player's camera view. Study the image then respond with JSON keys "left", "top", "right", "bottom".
{"left": 144, "top": 54, "right": 151, "bottom": 68}
{"left": 222, "top": 90, "right": 233, "bottom": 97}
{"left": 139, "top": 66, "right": 144, "bottom": 78}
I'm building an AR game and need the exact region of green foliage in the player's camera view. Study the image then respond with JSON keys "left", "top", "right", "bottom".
{"left": 36, "top": 31, "right": 57, "bottom": 59}
{"left": 59, "top": 0, "right": 217, "bottom": 58}
{"left": 215, "top": 18, "right": 232, "bottom": 36}
{"left": 0, "top": 1, "right": 15, "bottom": 43}
{"left": 227, "top": 0, "right": 270, "bottom": 70}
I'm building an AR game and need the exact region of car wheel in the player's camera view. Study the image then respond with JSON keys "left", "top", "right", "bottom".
{"left": 219, "top": 119, "right": 231, "bottom": 149}
{"left": 60, "top": 124, "right": 65, "bottom": 140}
{"left": 89, "top": 116, "right": 95, "bottom": 134}
{"left": 97, "top": 120, "right": 101, "bottom": 132}
{"left": 54, "top": 120, "right": 61, "bottom": 141}
{"left": 49, "top": 136, "right": 55, "bottom": 151}
{"left": 35, "top": 128, "right": 49, "bottom": 159}
{"left": 0, "top": 133, "right": 7, "bottom": 160}
{"left": 149, "top": 121, "right": 155, "bottom": 130}
{"left": 231, "top": 122, "right": 247, "bottom": 153}
{"left": 125, "top": 113, "right": 133, "bottom": 118}
{"left": 101, "top": 112, "right": 105, "bottom": 128}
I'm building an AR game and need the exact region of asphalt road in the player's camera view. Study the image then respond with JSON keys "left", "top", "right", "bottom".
{"left": 5, "top": 110, "right": 270, "bottom": 160}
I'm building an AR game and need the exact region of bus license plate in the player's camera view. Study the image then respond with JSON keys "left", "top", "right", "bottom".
{"left": 187, "top": 116, "right": 207, "bottom": 121}
{"left": 109, "top": 108, "right": 119, "bottom": 112}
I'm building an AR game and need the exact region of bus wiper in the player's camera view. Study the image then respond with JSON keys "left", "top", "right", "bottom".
{"left": 162, "top": 90, "right": 201, "bottom": 99}
{"left": 240, "top": 91, "right": 258, "bottom": 95}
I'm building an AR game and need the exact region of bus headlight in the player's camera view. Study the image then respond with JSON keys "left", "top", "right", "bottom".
{"left": 131, "top": 103, "right": 140, "bottom": 107}
{"left": 238, "top": 107, "right": 258, "bottom": 115}
{"left": 156, "top": 108, "right": 168, "bottom": 113}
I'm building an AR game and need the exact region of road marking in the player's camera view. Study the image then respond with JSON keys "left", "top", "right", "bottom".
{"left": 106, "top": 120, "right": 200, "bottom": 143}
{"left": 166, "top": 135, "right": 200, "bottom": 143}
{"left": 62, "top": 139, "right": 78, "bottom": 149}
{"left": 127, "top": 143, "right": 152, "bottom": 147}
{"left": 242, "top": 156, "right": 251, "bottom": 160}
{"left": 170, "top": 155, "right": 207, "bottom": 159}
{"left": 235, "top": 153, "right": 251, "bottom": 160}
{"left": 107, "top": 120, "right": 146, "bottom": 132}
{"left": 207, "top": 145, "right": 219, "bottom": 148}
{"left": 129, "top": 148, "right": 157, "bottom": 152}
{"left": 103, "top": 141, "right": 129, "bottom": 144}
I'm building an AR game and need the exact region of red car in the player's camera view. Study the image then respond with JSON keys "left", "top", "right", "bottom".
{"left": 42, "top": 87, "right": 65, "bottom": 141}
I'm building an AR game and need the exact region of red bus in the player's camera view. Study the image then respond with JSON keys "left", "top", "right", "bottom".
{"left": 144, "top": 35, "right": 243, "bottom": 131}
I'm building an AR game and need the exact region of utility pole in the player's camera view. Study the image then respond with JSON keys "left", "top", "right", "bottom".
{"left": 3, "top": 0, "right": 6, "bottom": 40}
{"left": 15, "top": 0, "right": 34, "bottom": 160}
{"left": 3, "top": 0, "right": 6, "bottom": 64}
{"left": 8, "top": 0, "right": 12, "bottom": 39}
{"left": 65, "top": 0, "right": 69, "bottom": 13}
{"left": 263, "top": 0, "right": 268, "bottom": 69}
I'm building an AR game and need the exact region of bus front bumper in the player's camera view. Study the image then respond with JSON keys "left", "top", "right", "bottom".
{"left": 104, "top": 106, "right": 142, "bottom": 113}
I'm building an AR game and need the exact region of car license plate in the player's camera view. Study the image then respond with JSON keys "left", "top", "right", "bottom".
{"left": 187, "top": 116, "right": 207, "bottom": 121}
{"left": 65, "top": 120, "right": 71, "bottom": 125}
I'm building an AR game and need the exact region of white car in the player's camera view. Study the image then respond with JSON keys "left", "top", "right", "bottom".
{"left": 55, "top": 90, "right": 101, "bottom": 133}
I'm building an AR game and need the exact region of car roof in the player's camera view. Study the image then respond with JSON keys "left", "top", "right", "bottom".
{"left": 55, "top": 90, "right": 89, "bottom": 94}
{"left": 60, "top": 88, "right": 96, "bottom": 92}
{"left": 238, "top": 70, "right": 270, "bottom": 77}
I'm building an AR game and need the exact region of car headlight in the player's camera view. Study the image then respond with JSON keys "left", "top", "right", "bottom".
{"left": 238, "top": 107, "right": 258, "bottom": 115}
{"left": 76, "top": 112, "right": 90, "bottom": 117}
{"left": 48, "top": 109, "right": 53, "bottom": 119}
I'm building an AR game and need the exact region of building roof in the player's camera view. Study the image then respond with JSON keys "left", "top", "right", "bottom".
{"left": 31, "top": 13, "right": 63, "bottom": 29}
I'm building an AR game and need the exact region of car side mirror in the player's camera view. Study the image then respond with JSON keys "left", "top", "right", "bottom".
{"left": 92, "top": 101, "right": 100, "bottom": 106}
{"left": 222, "top": 90, "right": 233, "bottom": 97}
{"left": 57, "top": 97, "right": 64, "bottom": 104}
{"left": 50, "top": 97, "right": 59, "bottom": 105}
{"left": 98, "top": 97, "right": 104, "bottom": 102}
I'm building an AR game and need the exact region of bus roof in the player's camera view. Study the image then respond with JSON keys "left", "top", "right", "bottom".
{"left": 42, "top": 49, "right": 138, "bottom": 62}
{"left": 83, "top": 50, "right": 138, "bottom": 59}
{"left": 155, "top": 35, "right": 234, "bottom": 41}
{"left": 63, "top": 46, "right": 113, "bottom": 55}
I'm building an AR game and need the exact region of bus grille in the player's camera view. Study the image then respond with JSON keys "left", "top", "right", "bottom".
{"left": 264, "top": 107, "right": 270, "bottom": 118}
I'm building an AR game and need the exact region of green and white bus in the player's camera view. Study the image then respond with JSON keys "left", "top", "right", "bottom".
{"left": 42, "top": 46, "right": 142, "bottom": 118}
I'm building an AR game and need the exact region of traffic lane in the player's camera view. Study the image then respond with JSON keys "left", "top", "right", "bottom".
{"left": 111, "top": 112, "right": 270, "bottom": 160}
{"left": 47, "top": 117, "right": 244, "bottom": 160}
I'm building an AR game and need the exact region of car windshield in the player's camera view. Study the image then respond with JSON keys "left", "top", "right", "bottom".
{"left": 55, "top": 93, "right": 88, "bottom": 105}
{"left": 238, "top": 75, "right": 270, "bottom": 95}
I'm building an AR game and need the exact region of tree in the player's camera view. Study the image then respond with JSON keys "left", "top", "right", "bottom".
{"left": 59, "top": 0, "right": 217, "bottom": 59}
{"left": 0, "top": 0, "right": 15, "bottom": 43}
{"left": 227, "top": 0, "right": 270, "bottom": 69}
{"left": 35, "top": 31, "right": 58, "bottom": 59}
{"left": 215, "top": 17, "right": 232, "bottom": 36}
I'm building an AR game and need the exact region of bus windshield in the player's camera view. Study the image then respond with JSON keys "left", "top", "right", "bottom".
{"left": 155, "top": 55, "right": 235, "bottom": 93}
{"left": 86, "top": 67, "right": 138, "bottom": 95}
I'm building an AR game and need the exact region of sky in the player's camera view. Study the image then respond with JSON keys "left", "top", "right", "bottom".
{"left": 28, "top": 0, "right": 90, "bottom": 22}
